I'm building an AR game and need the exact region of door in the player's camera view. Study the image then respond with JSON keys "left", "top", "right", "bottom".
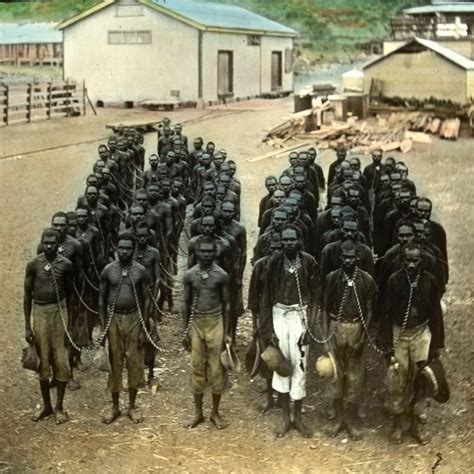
{"left": 218, "top": 51, "right": 233, "bottom": 97}
{"left": 271, "top": 51, "right": 282, "bottom": 91}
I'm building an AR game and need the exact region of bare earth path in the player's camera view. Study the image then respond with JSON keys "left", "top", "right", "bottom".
{"left": 0, "top": 99, "right": 472, "bottom": 473}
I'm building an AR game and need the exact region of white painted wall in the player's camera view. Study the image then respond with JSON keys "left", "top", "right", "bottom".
{"left": 63, "top": 3, "right": 294, "bottom": 104}
{"left": 63, "top": 4, "right": 199, "bottom": 103}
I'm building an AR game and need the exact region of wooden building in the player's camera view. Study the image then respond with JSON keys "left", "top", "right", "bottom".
{"left": 0, "top": 22, "right": 62, "bottom": 66}
{"left": 364, "top": 37, "right": 474, "bottom": 105}
{"left": 59, "top": 0, "right": 298, "bottom": 106}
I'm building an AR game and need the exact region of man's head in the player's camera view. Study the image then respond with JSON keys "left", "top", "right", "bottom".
{"left": 329, "top": 195, "right": 345, "bottom": 209}
{"left": 397, "top": 188, "right": 413, "bottom": 210}
{"left": 227, "top": 160, "right": 237, "bottom": 177}
{"left": 349, "top": 157, "right": 361, "bottom": 171}
{"left": 213, "top": 153, "right": 225, "bottom": 168}
{"left": 174, "top": 123, "right": 183, "bottom": 134}
{"left": 272, "top": 208, "right": 288, "bottom": 230}
{"left": 396, "top": 162, "right": 409, "bottom": 179}
{"left": 279, "top": 175, "right": 292, "bottom": 194}
{"left": 51, "top": 212, "right": 68, "bottom": 239}
{"left": 412, "top": 219, "right": 427, "bottom": 243}
{"left": 330, "top": 207, "right": 342, "bottom": 227}
{"left": 160, "top": 177, "right": 171, "bottom": 196}
{"left": 206, "top": 141, "right": 216, "bottom": 154}
{"left": 281, "top": 225, "right": 301, "bottom": 256}
{"left": 272, "top": 189, "right": 286, "bottom": 206}
{"left": 293, "top": 174, "right": 306, "bottom": 192}
{"left": 101, "top": 167, "right": 111, "bottom": 182}
{"left": 384, "top": 157, "right": 396, "bottom": 174}
{"left": 163, "top": 126, "right": 172, "bottom": 137}
{"left": 215, "top": 185, "right": 226, "bottom": 202}
{"left": 86, "top": 174, "right": 99, "bottom": 189}
{"left": 75, "top": 206, "right": 90, "bottom": 228}
{"left": 195, "top": 236, "right": 216, "bottom": 266}
{"left": 269, "top": 231, "right": 283, "bottom": 254}
{"left": 340, "top": 240, "right": 358, "bottom": 271}
{"left": 95, "top": 159, "right": 105, "bottom": 173}
{"left": 149, "top": 154, "right": 159, "bottom": 169}
{"left": 416, "top": 198, "right": 432, "bottom": 221}
{"left": 265, "top": 175, "right": 278, "bottom": 195}
{"left": 347, "top": 187, "right": 361, "bottom": 208}
{"left": 171, "top": 178, "right": 183, "bottom": 196}
{"left": 203, "top": 182, "right": 216, "bottom": 199}
{"left": 66, "top": 211, "right": 78, "bottom": 237}
{"left": 341, "top": 217, "right": 359, "bottom": 241}
{"left": 336, "top": 147, "right": 347, "bottom": 162}
{"left": 221, "top": 200, "right": 236, "bottom": 223}
{"left": 137, "top": 189, "right": 150, "bottom": 208}
{"left": 135, "top": 222, "right": 150, "bottom": 248}
{"left": 396, "top": 220, "right": 416, "bottom": 247}
{"left": 288, "top": 151, "right": 298, "bottom": 167}
{"left": 372, "top": 149, "right": 383, "bottom": 164}
{"left": 98, "top": 145, "right": 109, "bottom": 160}
{"left": 201, "top": 215, "right": 216, "bottom": 237}
{"left": 129, "top": 204, "right": 145, "bottom": 226}
{"left": 218, "top": 173, "right": 231, "bottom": 189}
{"left": 41, "top": 228, "right": 60, "bottom": 260}
{"left": 193, "top": 137, "right": 203, "bottom": 150}
{"left": 117, "top": 232, "right": 136, "bottom": 265}
{"left": 307, "top": 147, "right": 317, "bottom": 164}
{"left": 201, "top": 196, "right": 216, "bottom": 216}
{"left": 85, "top": 185, "right": 99, "bottom": 205}
{"left": 403, "top": 243, "right": 422, "bottom": 275}
{"left": 201, "top": 153, "right": 212, "bottom": 167}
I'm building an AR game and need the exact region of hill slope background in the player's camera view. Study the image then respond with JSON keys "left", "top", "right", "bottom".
{"left": 0, "top": 0, "right": 427, "bottom": 60}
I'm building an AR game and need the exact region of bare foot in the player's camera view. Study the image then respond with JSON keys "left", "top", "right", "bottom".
{"left": 293, "top": 418, "right": 313, "bottom": 438}
{"left": 128, "top": 408, "right": 143, "bottom": 424}
{"left": 68, "top": 379, "right": 81, "bottom": 391}
{"left": 32, "top": 406, "right": 53, "bottom": 422}
{"left": 410, "top": 425, "right": 429, "bottom": 445}
{"left": 210, "top": 413, "right": 227, "bottom": 430}
{"left": 102, "top": 408, "right": 121, "bottom": 424}
{"left": 259, "top": 398, "right": 275, "bottom": 414}
{"left": 186, "top": 414, "right": 205, "bottom": 429}
{"left": 55, "top": 410, "right": 69, "bottom": 425}
{"left": 329, "top": 418, "right": 344, "bottom": 438}
{"left": 275, "top": 415, "right": 292, "bottom": 438}
{"left": 346, "top": 420, "right": 363, "bottom": 441}
{"left": 390, "top": 426, "right": 403, "bottom": 444}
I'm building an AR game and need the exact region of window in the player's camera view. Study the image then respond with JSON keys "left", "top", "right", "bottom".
{"left": 247, "top": 35, "right": 261, "bottom": 46}
{"left": 108, "top": 31, "right": 151, "bottom": 45}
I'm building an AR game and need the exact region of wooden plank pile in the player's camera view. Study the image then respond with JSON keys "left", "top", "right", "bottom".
{"left": 262, "top": 110, "right": 461, "bottom": 154}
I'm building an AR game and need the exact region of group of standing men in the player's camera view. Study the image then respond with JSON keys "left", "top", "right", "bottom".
{"left": 23, "top": 118, "right": 448, "bottom": 444}
{"left": 24, "top": 119, "right": 247, "bottom": 426}
{"left": 250, "top": 147, "right": 447, "bottom": 443}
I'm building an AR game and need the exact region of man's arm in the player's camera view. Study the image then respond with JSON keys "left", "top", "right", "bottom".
{"left": 139, "top": 268, "right": 151, "bottom": 324}
{"left": 23, "top": 261, "right": 35, "bottom": 342}
{"left": 152, "top": 249, "right": 161, "bottom": 299}
{"left": 98, "top": 266, "right": 110, "bottom": 332}
{"left": 64, "top": 260, "right": 75, "bottom": 324}
{"left": 221, "top": 273, "right": 231, "bottom": 341}
{"left": 237, "top": 227, "right": 247, "bottom": 282}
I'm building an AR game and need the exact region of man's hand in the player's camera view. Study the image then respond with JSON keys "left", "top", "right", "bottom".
{"left": 25, "top": 329, "right": 34, "bottom": 344}
{"left": 225, "top": 334, "right": 233, "bottom": 346}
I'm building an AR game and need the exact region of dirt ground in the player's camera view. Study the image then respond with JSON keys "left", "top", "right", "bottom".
{"left": 0, "top": 98, "right": 472, "bottom": 473}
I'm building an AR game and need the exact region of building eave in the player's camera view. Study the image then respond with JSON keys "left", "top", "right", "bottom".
{"left": 58, "top": 0, "right": 116, "bottom": 30}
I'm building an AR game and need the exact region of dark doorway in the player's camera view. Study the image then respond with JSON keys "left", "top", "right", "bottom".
{"left": 218, "top": 50, "right": 233, "bottom": 97}
{"left": 271, "top": 51, "right": 282, "bottom": 91}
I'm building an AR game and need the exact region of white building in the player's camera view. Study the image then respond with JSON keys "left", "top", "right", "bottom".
{"left": 59, "top": 0, "right": 298, "bottom": 106}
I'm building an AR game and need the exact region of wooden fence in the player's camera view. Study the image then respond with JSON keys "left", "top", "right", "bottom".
{"left": 0, "top": 80, "right": 85, "bottom": 126}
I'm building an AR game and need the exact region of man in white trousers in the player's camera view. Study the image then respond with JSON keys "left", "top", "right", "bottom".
{"left": 262, "top": 225, "right": 321, "bottom": 438}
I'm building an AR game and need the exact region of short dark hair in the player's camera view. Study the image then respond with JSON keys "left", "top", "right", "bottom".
{"left": 117, "top": 231, "right": 136, "bottom": 247}
{"left": 196, "top": 235, "right": 216, "bottom": 250}
{"left": 135, "top": 221, "right": 150, "bottom": 234}
{"left": 281, "top": 224, "right": 303, "bottom": 241}
{"left": 41, "top": 227, "right": 59, "bottom": 241}
{"left": 396, "top": 219, "right": 416, "bottom": 234}
{"left": 52, "top": 211, "right": 68, "bottom": 222}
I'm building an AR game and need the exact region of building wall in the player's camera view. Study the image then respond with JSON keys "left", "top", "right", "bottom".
{"left": 467, "top": 70, "right": 474, "bottom": 101}
{"left": 201, "top": 32, "right": 293, "bottom": 102}
{"left": 63, "top": 4, "right": 199, "bottom": 104}
{"left": 383, "top": 39, "right": 474, "bottom": 59}
{"left": 364, "top": 49, "right": 468, "bottom": 103}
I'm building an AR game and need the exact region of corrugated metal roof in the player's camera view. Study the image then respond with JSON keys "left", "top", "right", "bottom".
{"left": 60, "top": 0, "right": 297, "bottom": 36}
{"left": 149, "top": 0, "right": 298, "bottom": 35}
{"left": 364, "top": 36, "right": 474, "bottom": 70}
{"left": 0, "top": 22, "right": 62, "bottom": 44}
{"left": 404, "top": 3, "right": 474, "bottom": 15}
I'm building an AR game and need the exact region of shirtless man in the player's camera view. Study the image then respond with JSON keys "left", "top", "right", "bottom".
{"left": 99, "top": 233, "right": 150, "bottom": 424}
{"left": 182, "top": 237, "right": 231, "bottom": 430}
{"left": 25, "top": 228, "right": 74, "bottom": 424}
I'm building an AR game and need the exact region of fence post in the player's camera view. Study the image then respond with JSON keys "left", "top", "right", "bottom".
{"left": 47, "top": 82, "right": 52, "bottom": 119}
{"left": 27, "top": 83, "right": 32, "bottom": 123}
{"left": 82, "top": 79, "right": 86, "bottom": 116}
{"left": 65, "top": 79, "right": 70, "bottom": 117}
{"left": 4, "top": 85, "right": 9, "bottom": 125}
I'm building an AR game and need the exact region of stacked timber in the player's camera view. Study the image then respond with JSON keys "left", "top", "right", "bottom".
{"left": 262, "top": 111, "right": 461, "bottom": 153}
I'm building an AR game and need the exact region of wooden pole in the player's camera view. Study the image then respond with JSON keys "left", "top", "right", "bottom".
{"left": 4, "top": 85, "right": 9, "bottom": 126}
{"left": 82, "top": 79, "right": 86, "bottom": 116}
{"left": 65, "top": 79, "right": 70, "bottom": 117}
{"left": 47, "top": 82, "right": 52, "bottom": 119}
{"left": 86, "top": 89, "right": 97, "bottom": 116}
{"left": 27, "top": 83, "right": 32, "bottom": 123}
{"left": 247, "top": 141, "right": 314, "bottom": 163}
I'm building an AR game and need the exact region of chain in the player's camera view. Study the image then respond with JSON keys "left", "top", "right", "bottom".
{"left": 73, "top": 281, "right": 99, "bottom": 315}
{"left": 148, "top": 287, "right": 170, "bottom": 319}
{"left": 81, "top": 232, "right": 102, "bottom": 280}
{"left": 128, "top": 271, "right": 162, "bottom": 351}
{"left": 287, "top": 255, "right": 334, "bottom": 344}
{"left": 82, "top": 270, "right": 100, "bottom": 292}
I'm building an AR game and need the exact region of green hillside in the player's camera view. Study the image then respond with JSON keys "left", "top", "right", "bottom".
{"left": 0, "top": 0, "right": 427, "bottom": 60}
